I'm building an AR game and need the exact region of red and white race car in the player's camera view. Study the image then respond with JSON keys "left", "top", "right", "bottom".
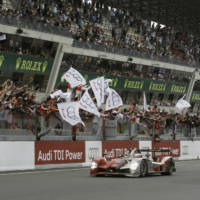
{"left": 90, "top": 148, "right": 176, "bottom": 177}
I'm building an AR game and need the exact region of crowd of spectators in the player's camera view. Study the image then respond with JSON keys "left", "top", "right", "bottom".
{"left": 0, "top": 79, "right": 61, "bottom": 134}
{"left": 0, "top": 78, "right": 200, "bottom": 140}
{"left": 0, "top": 0, "right": 195, "bottom": 85}
{"left": 111, "top": 104, "right": 200, "bottom": 139}
{"left": 0, "top": 34, "right": 55, "bottom": 59}
{"left": 0, "top": 79, "right": 92, "bottom": 135}
{"left": 0, "top": 0, "right": 200, "bottom": 139}
{"left": 0, "top": 0, "right": 199, "bottom": 66}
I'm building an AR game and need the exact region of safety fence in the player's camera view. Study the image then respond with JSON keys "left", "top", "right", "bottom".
{"left": 1, "top": 112, "right": 200, "bottom": 141}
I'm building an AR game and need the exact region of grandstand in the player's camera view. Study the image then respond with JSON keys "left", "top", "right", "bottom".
{"left": 0, "top": 0, "right": 200, "bottom": 141}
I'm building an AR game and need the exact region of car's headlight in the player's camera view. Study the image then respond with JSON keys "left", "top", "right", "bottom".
{"left": 130, "top": 162, "right": 139, "bottom": 171}
{"left": 91, "top": 161, "right": 98, "bottom": 169}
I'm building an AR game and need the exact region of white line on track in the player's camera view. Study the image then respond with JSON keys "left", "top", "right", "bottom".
{"left": 0, "top": 168, "right": 89, "bottom": 176}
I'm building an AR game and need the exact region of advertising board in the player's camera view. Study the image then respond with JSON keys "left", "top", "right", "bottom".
{"left": 180, "top": 141, "right": 200, "bottom": 160}
{"left": 85, "top": 141, "right": 102, "bottom": 165}
{"left": 35, "top": 141, "right": 85, "bottom": 165}
{"left": 152, "top": 140, "right": 180, "bottom": 158}
{"left": 102, "top": 141, "right": 139, "bottom": 159}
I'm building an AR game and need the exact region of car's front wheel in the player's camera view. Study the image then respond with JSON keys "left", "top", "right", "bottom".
{"left": 140, "top": 160, "right": 148, "bottom": 177}
{"left": 162, "top": 161, "right": 175, "bottom": 175}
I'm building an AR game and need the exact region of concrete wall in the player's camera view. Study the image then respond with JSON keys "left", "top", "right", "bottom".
{"left": 0, "top": 141, "right": 35, "bottom": 171}
{"left": 0, "top": 140, "right": 199, "bottom": 171}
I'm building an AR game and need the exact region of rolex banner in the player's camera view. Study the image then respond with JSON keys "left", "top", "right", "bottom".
{"left": 0, "top": 53, "right": 53, "bottom": 74}
{"left": 90, "top": 77, "right": 105, "bottom": 107}
{"left": 105, "top": 88, "right": 123, "bottom": 111}
{"left": 61, "top": 67, "right": 86, "bottom": 88}
{"left": 57, "top": 102, "right": 84, "bottom": 126}
{"left": 79, "top": 90, "right": 100, "bottom": 117}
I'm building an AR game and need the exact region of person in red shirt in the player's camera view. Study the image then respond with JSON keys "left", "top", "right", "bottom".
{"left": 151, "top": 105, "right": 158, "bottom": 112}
{"left": 75, "top": 85, "right": 87, "bottom": 100}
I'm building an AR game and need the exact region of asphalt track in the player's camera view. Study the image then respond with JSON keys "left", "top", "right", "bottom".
{"left": 0, "top": 160, "right": 200, "bottom": 200}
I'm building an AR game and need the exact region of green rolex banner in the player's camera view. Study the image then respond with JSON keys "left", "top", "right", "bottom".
{"left": 0, "top": 53, "right": 195, "bottom": 99}
{"left": 191, "top": 91, "right": 200, "bottom": 102}
{"left": 0, "top": 53, "right": 53, "bottom": 75}
{"left": 59, "top": 69, "right": 200, "bottom": 101}
{"left": 79, "top": 71, "right": 188, "bottom": 95}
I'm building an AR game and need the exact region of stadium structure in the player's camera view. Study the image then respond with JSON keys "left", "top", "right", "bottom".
{"left": 1, "top": 2, "right": 200, "bottom": 200}
{"left": 0, "top": 0, "right": 200, "bottom": 141}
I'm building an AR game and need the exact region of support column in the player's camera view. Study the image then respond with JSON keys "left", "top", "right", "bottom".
{"left": 185, "top": 70, "right": 199, "bottom": 102}
{"left": 46, "top": 43, "right": 64, "bottom": 94}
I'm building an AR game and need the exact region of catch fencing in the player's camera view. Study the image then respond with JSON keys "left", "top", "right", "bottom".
{"left": 1, "top": 111, "right": 200, "bottom": 141}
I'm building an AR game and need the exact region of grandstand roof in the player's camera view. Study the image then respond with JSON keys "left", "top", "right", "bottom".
{"left": 98, "top": 0, "right": 200, "bottom": 35}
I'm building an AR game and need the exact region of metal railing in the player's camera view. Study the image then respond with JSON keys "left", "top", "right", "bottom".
{"left": 72, "top": 40, "right": 199, "bottom": 68}
{"left": 0, "top": 110, "right": 200, "bottom": 140}
{"left": 0, "top": 14, "right": 72, "bottom": 38}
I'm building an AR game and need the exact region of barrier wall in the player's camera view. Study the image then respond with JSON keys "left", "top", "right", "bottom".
{"left": 0, "top": 141, "right": 34, "bottom": 171}
{"left": 0, "top": 140, "right": 200, "bottom": 172}
{"left": 102, "top": 141, "right": 139, "bottom": 158}
{"left": 35, "top": 141, "right": 85, "bottom": 169}
{"left": 85, "top": 141, "right": 102, "bottom": 166}
{"left": 152, "top": 140, "right": 180, "bottom": 158}
{"left": 180, "top": 141, "right": 200, "bottom": 160}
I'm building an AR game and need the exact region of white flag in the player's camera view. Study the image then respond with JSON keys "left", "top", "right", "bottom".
{"left": 61, "top": 67, "right": 86, "bottom": 88}
{"left": 57, "top": 102, "right": 84, "bottom": 126}
{"left": 50, "top": 89, "right": 72, "bottom": 102}
{"left": 105, "top": 89, "right": 123, "bottom": 111}
{"left": 176, "top": 98, "right": 191, "bottom": 110}
{"left": 104, "top": 79, "right": 112, "bottom": 95}
{"left": 143, "top": 91, "right": 148, "bottom": 111}
{"left": 90, "top": 77, "right": 104, "bottom": 107}
{"left": 79, "top": 90, "right": 100, "bottom": 117}
{"left": 50, "top": 90, "right": 62, "bottom": 98}
{"left": 0, "top": 34, "right": 6, "bottom": 41}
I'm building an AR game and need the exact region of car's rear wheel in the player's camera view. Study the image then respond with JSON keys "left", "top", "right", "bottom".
{"left": 140, "top": 160, "right": 148, "bottom": 177}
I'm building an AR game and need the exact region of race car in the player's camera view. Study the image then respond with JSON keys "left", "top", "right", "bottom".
{"left": 90, "top": 148, "right": 176, "bottom": 177}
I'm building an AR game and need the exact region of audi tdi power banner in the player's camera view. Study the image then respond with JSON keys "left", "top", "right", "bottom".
{"left": 152, "top": 140, "right": 180, "bottom": 158}
{"left": 102, "top": 141, "right": 139, "bottom": 159}
{"left": 35, "top": 141, "right": 85, "bottom": 165}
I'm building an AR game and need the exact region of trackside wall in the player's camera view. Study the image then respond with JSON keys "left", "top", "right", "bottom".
{"left": 84, "top": 141, "right": 102, "bottom": 166}
{"left": 0, "top": 141, "right": 35, "bottom": 171}
{"left": 180, "top": 141, "right": 200, "bottom": 160}
{"left": 0, "top": 140, "right": 200, "bottom": 172}
{"left": 35, "top": 141, "right": 85, "bottom": 169}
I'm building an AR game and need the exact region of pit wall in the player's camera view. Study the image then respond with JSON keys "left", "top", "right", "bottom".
{"left": 0, "top": 140, "right": 199, "bottom": 172}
